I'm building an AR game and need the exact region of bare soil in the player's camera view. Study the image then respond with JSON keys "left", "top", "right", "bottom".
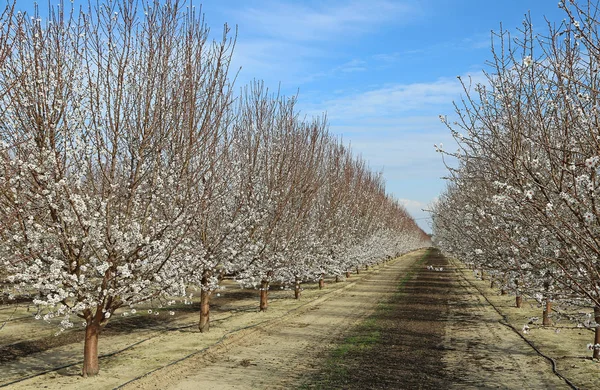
{"left": 0, "top": 251, "right": 425, "bottom": 389}
{"left": 122, "top": 251, "right": 427, "bottom": 390}
{"left": 298, "top": 249, "right": 568, "bottom": 389}
{"left": 1, "top": 249, "right": 597, "bottom": 389}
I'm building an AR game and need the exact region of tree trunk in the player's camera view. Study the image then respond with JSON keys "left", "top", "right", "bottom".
{"left": 198, "top": 270, "right": 212, "bottom": 332}
{"left": 335, "top": 275, "right": 339, "bottom": 283}
{"left": 260, "top": 280, "right": 269, "bottom": 311}
{"left": 294, "top": 277, "right": 301, "bottom": 300}
{"left": 480, "top": 270, "right": 486, "bottom": 281}
{"left": 199, "top": 290, "right": 211, "bottom": 332}
{"left": 594, "top": 306, "right": 600, "bottom": 359}
{"left": 516, "top": 295, "right": 523, "bottom": 308}
{"left": 501, "top": 288, "right": 507, "bottom": 295}
{"left": 318, "top": 273, "right": 325, "bottom": 290}
{"left": 355, "top": 266, "right": 359, "bottom": 274}
{"left": 542, "top": 298, "right": 552, "bottom": 326}
{"left": 259, "top": 271, "right": 272, "bottom": 311}
{"left": 364, "top": 264, "right": 368, "bottom": 270}
{"left": 345, "top": 271, "right": 350, "bottom": 279}
{"left": 82, "top": 321, "right": 100, "bottom": 377}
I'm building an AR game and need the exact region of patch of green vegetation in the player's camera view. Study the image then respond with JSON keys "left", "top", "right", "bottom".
{"left": 331, "top": 318, "right": 380, "bottom": 357}
{"left": 297, "top": 310, "right": 383, "bottom": 389}
{"left": 393, "top": 248, "right": 429, "bottom": 295}
{"left": 298, "top": 250, "right": 432, "bottom": 389}
{"left": 299, "top": 323, "right": 380, "bottom": 389}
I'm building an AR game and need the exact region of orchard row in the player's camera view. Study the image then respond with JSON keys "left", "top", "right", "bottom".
{"left": 0, "top": 0, "right": 429, "bottom": 376}
{"left": 432, "top": 0, "right": 600, "bottom": 358}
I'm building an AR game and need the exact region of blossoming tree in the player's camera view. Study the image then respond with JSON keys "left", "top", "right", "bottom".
{"left": 0, "top": 0, "right": 234, "bottom": 375}
{"left": 433, "top": 0, "right": 600, "bottom": 358}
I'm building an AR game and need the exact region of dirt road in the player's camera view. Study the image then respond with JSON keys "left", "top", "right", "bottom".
{"left": 123, "top": 248, "right": 568, "bottom": 389}
{"left": 122, "top": 251, "right": 427, "bottom": 390}
{"left": 299, "top": 249, "right": 568, "bottom": 389}
{"left": 3, "top": 248, "right": 577, "bottom": 389}
{"left": 443, "top": 261, "right": 569, "bottom": 389}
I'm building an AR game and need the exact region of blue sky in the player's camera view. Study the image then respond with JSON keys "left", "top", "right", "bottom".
{"left": 14, "top": 0, "right": 569, "bottom": 231}
{"left": 197, "top": 0, "right": 567, "bottom": 232}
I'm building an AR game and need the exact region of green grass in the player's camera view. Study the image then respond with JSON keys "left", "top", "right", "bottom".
{"left": 297, "top": 249, "right": 432, "bottom": 389}
{"left": 298, "top": 317, "right": 381, "bottom": 389}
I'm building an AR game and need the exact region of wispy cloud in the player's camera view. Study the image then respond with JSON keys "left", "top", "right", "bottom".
{"left": 305, "top": 72, "right": 486, "bottom": 121}
{"left": 337, "top": 59, "right": 367, "bottom": 73}
{"left": 461, "top": 33, "right": 492, "bottom": 50}
{"left": 323, "top": 79, "right": 462, "bottom": 119}
{"left": 398, "top": 198, "right": 434, "bottom": 232}
{"left": 343, "top": 131, "right": 457, "bottom": 178}
{"left": 231, "top": 1, "right": 417, "bottom": 42}
{"left": 226, "top": 1, "right": 419, "bottom": 87}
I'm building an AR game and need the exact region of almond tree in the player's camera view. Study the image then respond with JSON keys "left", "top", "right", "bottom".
{"left": 0, "top": 0, "right": 234, "bottom": 375}
{"left": 433, "top": 0, "right": 600, "bottom": 357}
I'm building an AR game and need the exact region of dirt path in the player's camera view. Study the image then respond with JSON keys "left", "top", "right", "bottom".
{"left": 122, "top": 251, "right": 428, "bottom": 390}
{"left": 2, "top": 249, "right": 575, "bottom": 389}
{"left": 299, "top": 249, "right": 569, "bottom": 389}
{"left": 443, "top": 261, "right": 569, "bottom": 389}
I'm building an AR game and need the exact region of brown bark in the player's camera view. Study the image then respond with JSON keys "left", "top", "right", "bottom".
{"left": 335, "top": 275, "right": 339, "bottom": 283}
{"left": 516, "top": 295, "right": 523, "bottom": 308}
{"left": 594, "top": 306, "right": 600, "bottom": 359}
{"left": 480, "top": 270, "right": 486, "bottom": 281}
{"left": 490, "top": 280, "right": 495, "bottom": 289}
{"left": 82, "top": 321, "right": 100, "bottom": 377}
{"left": 345, "top": 271, "right": 350, "bottom": 279}
{"left": 198, "top": 270, "right": 212, "bottom": 332}
{"left": 356, "top": 266, "right": 359, "bottom": 274}
{"left": 501, "top": 288, "right": 507, "bottom": 295}
{"left": 542, "top": 298, "right": 552, "bottom": 326}
{"left": 199, "top": 292, "right": 211, "bottom": 332}
{"left": 364, "top": 264, "right": 368, "bottom": 270}
{"left": 318, "top": 273, "right": 325, "bottom": 289}
{"left": 294, "top": 277, "right": 301, "bottom": 300}
{"left": 259, "top": 271, "right": 273, "bottom": 311}
{"left": 260, "top": 280, "right": 269, "bottom": 311}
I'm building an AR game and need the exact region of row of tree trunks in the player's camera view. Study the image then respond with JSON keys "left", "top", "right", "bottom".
{"left": 260, "top": 264, "right": 372, "bottom": 310}
{"left": 487, "top": 278, "right": 554, "bottom": 327}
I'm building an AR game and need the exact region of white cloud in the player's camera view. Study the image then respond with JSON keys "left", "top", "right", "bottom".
{"left": 398, "top": 198, "right": 432, "bottom": 232}
{"left": 231, "top": 38, "right": 323, "bottom": 84}
{"left": 226, "top": 1, "right": 419, "bottom": 87}
{"left": 314, "top": 72, "right": 487, "bottom": 121}
{"left": 294, "top": 74, "right": 486, "bottom": 234}
{"left": 231, "top": 1, "right": 417, "bottom": 42}
{"left": 398, "top": 198, "right": 426, "bottom": 212}
{"left": 337, "top": 59, "right": 367, "bottom": 73}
